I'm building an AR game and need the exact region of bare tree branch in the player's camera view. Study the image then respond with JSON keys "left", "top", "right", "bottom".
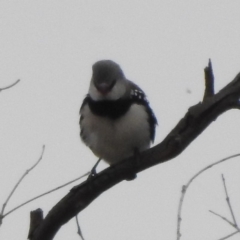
{"left": 176, "top": 154, "right": 240, "bottom": 240}
{"left": 0, "top": 145, "right": 45, "bottom": 225}
{"left": 208, "top": 175, "right": 240, "bottom": 239}
{"left": 0, "top": 79, "right": 20, "bottom": 92}
{"left": 209, "top": 210, "right": 236, "bottom": 229}
{"left": 28, "top": 209, "right": 43, "bottom": 239}
{"left": 203, "top": 59, "right": 214, "bottom": 100}
{"left": 2, "top": 172, "right": 89, "bottom": 219}
{"left": 31, "top": 64, "right": 240, "bottom": 240}
{"left": 219, "top": 230, "right": 240, "bottom": 240}
{"left": 76, "top": 215, "right": 85, "bottom": 240}
{"left": 221, "top": 174, "right": 238, "bottom": 228}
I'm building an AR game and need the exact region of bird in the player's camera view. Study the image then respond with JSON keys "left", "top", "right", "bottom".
{"left": 80, "top": 60, "right": 157, "bottom": 179}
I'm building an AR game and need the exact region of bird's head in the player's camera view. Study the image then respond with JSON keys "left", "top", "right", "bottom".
{"left": 89, "top": 60, "right": 127, "bottom": 100}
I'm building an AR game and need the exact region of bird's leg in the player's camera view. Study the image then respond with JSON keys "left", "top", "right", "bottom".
{"left": 88, "top": 158, "right": 102, "bottom": 180}
{"left": 70, "top": 158, "right": 102, "bottom": 192}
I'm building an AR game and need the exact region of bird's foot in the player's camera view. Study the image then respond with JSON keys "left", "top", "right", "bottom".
{"left": 70, "top": 158, "right": 102, "bottom": 192}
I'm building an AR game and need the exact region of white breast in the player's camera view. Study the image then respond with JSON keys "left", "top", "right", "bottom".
{"left": 80, "top": 104, "right": 151, "bottom": 164}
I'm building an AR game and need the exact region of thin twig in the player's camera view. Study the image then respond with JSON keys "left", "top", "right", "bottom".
{"left": 221, "top": 174, "right": 238, "bottom": 228}
{"left": 0, "top": 79, "right": 20, "bottom": 92}
{"left": 219, "top": 230, "right": 240, "bottom": 240}
{"left": 2, "top": 172, "right": 89, "bottom": 219}
{"left": 76, "top": 214, "right": 85, "bottom": 240}
{"left": 176, "top": 153, "right": 240, "bottom": 240}
{"left": 209, "top": 210, "right": 236, "bottom": 229}
{"left": 0, "top": 145, "right": 45, "bottom": 225}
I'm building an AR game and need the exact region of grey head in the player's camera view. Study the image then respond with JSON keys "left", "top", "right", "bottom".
{"left": 89, "top": 60, "right": 127, "bottom": 100}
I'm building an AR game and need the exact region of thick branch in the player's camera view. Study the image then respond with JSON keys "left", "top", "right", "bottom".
{"left": 31, "top": 70, "right": 240, "bottom": 240}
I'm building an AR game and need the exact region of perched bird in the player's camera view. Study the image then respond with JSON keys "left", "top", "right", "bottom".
{"left": 80, "top": 60, "right": 157, "bottom": 177}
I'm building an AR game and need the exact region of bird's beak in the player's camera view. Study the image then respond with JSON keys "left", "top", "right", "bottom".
{"left": 96, "top": 83, "right": 111, "bottom": 95}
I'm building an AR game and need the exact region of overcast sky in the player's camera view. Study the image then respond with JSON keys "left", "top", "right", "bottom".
{"left": 1, "top": 1, "right": 240, "bottom": 240}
